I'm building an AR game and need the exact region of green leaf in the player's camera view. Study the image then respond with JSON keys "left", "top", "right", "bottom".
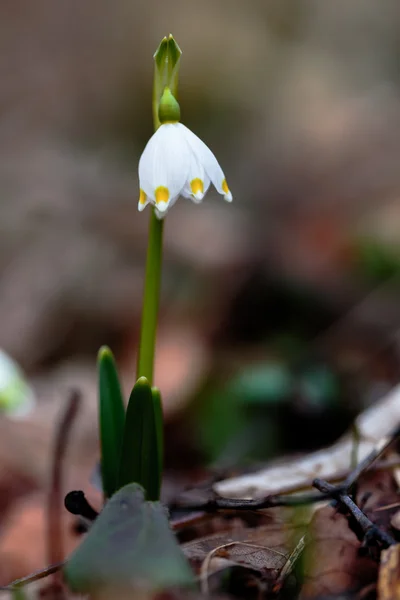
{"left": 118, "top": 377, "right": 161, "bottom": 501}
{"left": 151, "top": 387, "right": 163, "bottom": 493}
{"left": 98, "top": 346, "right": 126, "bottom": 499}
{"left": 64, "top": 483, "right": 194, "bottom": 594}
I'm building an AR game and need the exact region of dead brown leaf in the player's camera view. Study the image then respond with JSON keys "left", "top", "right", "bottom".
{"left": 301, "top": 505, "right": 377, "bottom": 599}
{"left": 378, "top": 544, "right": 400, "bottom": 600}
{"left": 182, "top": 507, "right": 308, "bottom": 595}
{"left": 356, "top": 470, "right": 400, "bottom": 539}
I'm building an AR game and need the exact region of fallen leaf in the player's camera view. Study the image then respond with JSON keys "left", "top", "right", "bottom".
{"left": 301, "top": 505, "right": 377, "bottom": 599}
{"left": 390, "top": 511, "right": 400, "bottom": 531}
{"left": 215, "top": 383, "right": 400, "bottom": 498}
{"left": 356, "top": 470, "right": 400, "bottom": 537}
{"left": 182, "top": 507, "right": 308, "bottom": 595}
{"left": 378, "top": 544, "right": 400, "bottom": 600}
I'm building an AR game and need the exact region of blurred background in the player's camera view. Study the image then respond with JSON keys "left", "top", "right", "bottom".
{"left": 1, "top": 0, "right": 400, "bottom": 583}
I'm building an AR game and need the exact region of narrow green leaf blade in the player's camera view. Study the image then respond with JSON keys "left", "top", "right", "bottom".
{"left": 117, "top": 376, "right": 150, "bottom": 491}
{"left": 151, "top": 387, "right": 163, "bottom": 494}
{"left": 141, "top": 385, "right": 161, "bottom": 501}
{"left": 118, "top": 377, "right": 161, "bottom": 500}
{"left": 64, "top": 483, "right": 194, "bottom": 594}
{"left": 98, "top": 346, "right": 126, "bottom": 499}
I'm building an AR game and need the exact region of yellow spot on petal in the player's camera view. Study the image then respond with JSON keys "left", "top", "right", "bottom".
{"left": 139, "top": 189, "right": 147, "bottom": 205}
{"left": 222, "top": 179, "right": 230, "bottom": 195}
{"left": 190, "top": 178, "right": 204, "bottom": 196}
{"left": 155, "top": 186, "right": 169, "bottom": 206}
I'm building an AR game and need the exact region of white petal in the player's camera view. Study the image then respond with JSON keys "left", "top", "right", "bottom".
{"left": 155, "top": 195, "right": 179, "bottom": 219}
{"left": 178, "top": 124, "right": 232, "bottom": 202}
{"left": 182, "top": 152, "right": 210, "bottom": 203}
{"left": 155, "top": 207, "right": 166, "bottom": 220}
{"left": 138, "top": 124, "right": 190, "bottom": 209}
{"left": 138, "top": 189, "right": 151, "bottom": 212}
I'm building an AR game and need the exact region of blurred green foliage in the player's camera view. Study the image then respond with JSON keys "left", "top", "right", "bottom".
{"left": 355, "top": 238, "right": 400, "bottom": 283}
{"left": 196, "top": 357, "right": 344, "bottom": 465}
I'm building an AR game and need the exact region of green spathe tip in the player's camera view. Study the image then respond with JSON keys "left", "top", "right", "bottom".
{"left": 153, "top": 37, "right": 168, "bottom": 69}
{"left": 158, "top": 87, "right": 180, "bottom": 124}
{"left": 98, "top": 345, "right": 112, "bottom": 360}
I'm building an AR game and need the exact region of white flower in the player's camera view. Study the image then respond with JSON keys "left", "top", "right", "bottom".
{"left": 138, "top": 122, "right": 232, "bottom": 218}
{"left": 0, "top": 349, "right": 35, "bottom": 419}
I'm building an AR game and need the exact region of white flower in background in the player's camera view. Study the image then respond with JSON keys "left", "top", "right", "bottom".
{"left": 0, "top": 349, "right": 35, "bottom": 419}
{"left": 138, "top": 88, "right": 232, "bottom": 219}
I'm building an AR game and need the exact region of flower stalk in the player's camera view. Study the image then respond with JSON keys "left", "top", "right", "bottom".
{"left": 136, "top": 211, "right": 164, "bottom": 384}
{"left": 136, "top": 36, "right": 182, "bottom": 384}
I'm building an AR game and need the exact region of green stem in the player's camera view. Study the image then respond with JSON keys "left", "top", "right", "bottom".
{"left": 136, "top": 211, "right": 163, "bottom": 384}
{"left": 136, "top": 39, "right": 179, "bottom": 384}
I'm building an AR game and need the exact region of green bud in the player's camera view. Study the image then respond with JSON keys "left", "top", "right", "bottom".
{"left": 158, "top": 87, "right": 180, "bottom": 123}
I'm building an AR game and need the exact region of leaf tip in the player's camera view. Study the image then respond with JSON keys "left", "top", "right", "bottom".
{"left": 98, "top": 345, "right": 113, "bottom": 360}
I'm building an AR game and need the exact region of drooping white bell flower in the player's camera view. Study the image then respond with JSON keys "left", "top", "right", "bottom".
{"left": 138, "top": 88, "right": 232, "bottom": 218}
{"left": 0, "top": 349, "right": 35, "bottom": 419}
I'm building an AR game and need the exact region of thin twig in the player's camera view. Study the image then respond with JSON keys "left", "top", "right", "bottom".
{"left": 350, "top": 423, "right": 361, "bottom": 470}
{"left": 47, "top": 391, "right": 81, "bottom": 584}
{"left": 344, "top": 425, "right": 400, "bottom": 489}
{"left": 173, "top": 426, "right": 400, "bottom": 516}
{"left": 172, "top": 490, "right": 332, "bottom": 513}
{"left": 7, "top": 562, "right": 66, "bottom": 590}
{"left": 64, "top": 490, "right": 99, "bottom": 522}
{"left": 274, "top": 534, "right": 306, "bottom": 592}
{"left": 171, "top": 510, "right": 210, "bottom": 531}
{"left": 313, "top": 478, "right": 396, "bottom": 548}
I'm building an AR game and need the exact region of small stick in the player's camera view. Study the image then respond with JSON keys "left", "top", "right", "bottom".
{"left": 344, "top": 425, "right": 400, "bottom": 490}
{"left": 172, "top": 490, "right": 332, "bottom": 513}
{"left": 47, "top": 391, "right": 81, "bottom": 584}
{"left": 274, "top": 534, "right": 306, "bottom": 592}
{"left": 64, "top": 490, "right": 99, "bottom": 522}
{"left": 7, "top": 562, "right": 65, "bottom": 590}
{"left": 313, "top": 478, "right": 396, "bottom": 548}
{"left": 173, "top": 426, "right": 400, "bottom": 516}
{"left": 170, "top": 511, "right": 210, "bottom": 531}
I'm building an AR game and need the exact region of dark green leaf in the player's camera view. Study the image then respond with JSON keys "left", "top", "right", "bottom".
{"left": 64, "top": 483, "right": 194, "bottom": 594}
{"left": 151, "top": 387, "right": 163, "bottom": 493}
{"left": 98, "top": 346, "right": 126, "bottom": 499}
{"left": 118, "top": 377, "right": 161, "bottom": 500}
